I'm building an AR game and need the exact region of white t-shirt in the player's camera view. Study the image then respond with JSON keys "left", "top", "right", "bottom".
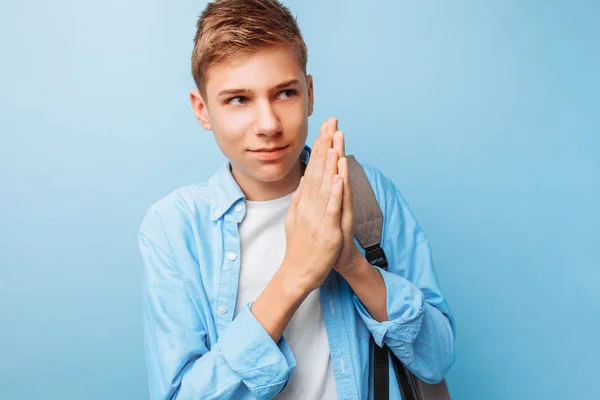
{"left": 233, "top": 191, "right": 338, "bottom": 399}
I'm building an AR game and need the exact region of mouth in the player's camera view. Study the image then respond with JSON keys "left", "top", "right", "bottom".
{"left": 250, "top": 145, "right": 288, "bottom": 152}
{"left": 249, "top": 145, "right": 289, "bottom": 160}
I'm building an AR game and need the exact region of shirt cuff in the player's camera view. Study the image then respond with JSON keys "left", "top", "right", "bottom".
{"left": 352, "top": 267, "right": 425, "bottom": 364}
{"left": 217, "top": 302, "right": 296, "bottom": 397}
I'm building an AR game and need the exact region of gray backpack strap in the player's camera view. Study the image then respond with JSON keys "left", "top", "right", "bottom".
{"left": 346, "top": 155, "right": 388, "bottom": 269}
{"left": 347, "top": 155, "right": 452, "bottom": 400}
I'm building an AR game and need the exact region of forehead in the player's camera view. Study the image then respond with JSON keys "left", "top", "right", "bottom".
{"left": 204, "top": 47, "right": 305, "bottom": 94}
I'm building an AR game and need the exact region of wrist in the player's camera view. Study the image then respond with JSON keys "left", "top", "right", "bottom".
{"left": 276, "top": 261, "right": 314, "bottom": 300}
{"left": 339, "top": 250, "right": 372, "bottom": 282}
{"left": 251, "top": 266, "right": 311, "bottom": 341}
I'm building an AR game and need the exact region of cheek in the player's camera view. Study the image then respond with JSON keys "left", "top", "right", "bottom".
{"left": 281, "top": 101, "right": 309, "bottom": 130}
{"left": 212, "top": 108, "right": 254, "bottom": 140}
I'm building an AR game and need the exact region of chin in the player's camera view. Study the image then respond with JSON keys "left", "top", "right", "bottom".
{"left": 251, "top": 163, "right": 294, "bottom": 183}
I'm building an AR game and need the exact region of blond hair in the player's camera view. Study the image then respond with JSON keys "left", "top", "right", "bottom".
{"left": 192, "top": 0, "right": 308, "bottom": 96}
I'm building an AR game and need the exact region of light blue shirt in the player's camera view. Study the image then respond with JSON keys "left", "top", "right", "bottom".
{"left": 138, "top": 145, "right": 456, "bottom": 399}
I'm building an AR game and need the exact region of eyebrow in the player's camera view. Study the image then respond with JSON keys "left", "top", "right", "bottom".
{"left": 217, "top": 79, "right": 300, "bottom": 97}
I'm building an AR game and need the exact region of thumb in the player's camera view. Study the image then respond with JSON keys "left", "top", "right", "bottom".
{"left": 287, "top": 177, "right": 304, "bottom": 224}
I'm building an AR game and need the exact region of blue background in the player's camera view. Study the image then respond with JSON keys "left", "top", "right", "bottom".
{"left": 1, "top": 1, "right": 598, "bottom": 399}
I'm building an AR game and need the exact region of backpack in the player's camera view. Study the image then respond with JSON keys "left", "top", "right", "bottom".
{"left": 347, "top": 155, "right": 452, "bottom": 400}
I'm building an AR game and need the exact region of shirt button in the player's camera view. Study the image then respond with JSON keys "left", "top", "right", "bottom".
{"left": 235, "top": 204, "right": 242, "bottom": 212}
{"left": 218, "top": 306, "right": 227, "bottom": 314}
{"left": 227, "top": 252, "right": 237, "bottom": 261}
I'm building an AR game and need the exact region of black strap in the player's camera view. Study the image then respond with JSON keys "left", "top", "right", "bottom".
{"left": 392, "top": 347, "right": 420, "bottom": 400}
{"left": 374, "top": 342, "right": 389, "bottom": 400}
{"left": 371, "top": 243, "right": 416, "bottom": 400}
{"left": 365, "top": 243, "right": 389, "bottom": 270}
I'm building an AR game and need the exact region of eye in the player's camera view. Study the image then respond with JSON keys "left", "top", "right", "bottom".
{"left": 277, "top": 89, "right": 297, "bottom": 100}
{"left": 227, "top": 96, "right": 249, "bottom": 105}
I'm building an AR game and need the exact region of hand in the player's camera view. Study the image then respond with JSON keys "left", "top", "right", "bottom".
{"left": 320, "top": 117, "right": 362, "bottom": 276}
{"left": 281, "top": 134, "right": 345, "bottom": 292}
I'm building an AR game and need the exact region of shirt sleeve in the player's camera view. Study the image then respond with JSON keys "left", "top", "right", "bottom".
{"left": 139, "top": 209, "right": 296, "bottom": 400}
{"left": 351, "top": 172, "right": 456, "bottom": 384}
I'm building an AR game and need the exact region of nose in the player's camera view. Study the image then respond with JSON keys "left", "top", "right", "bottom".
{"left": 253, "top": 100, "right": 282, "bottom": 137}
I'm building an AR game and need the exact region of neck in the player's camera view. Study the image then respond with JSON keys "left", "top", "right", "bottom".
{"left": 231, "top": 158, "right": 304, "bottom": 202}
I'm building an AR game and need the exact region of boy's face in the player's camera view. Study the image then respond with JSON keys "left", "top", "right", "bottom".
{"left": 190, "top": 47, "right": 314, "bottom": 199}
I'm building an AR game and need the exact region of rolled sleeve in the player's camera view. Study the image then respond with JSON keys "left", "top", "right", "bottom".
{"left": 352, "top": 267, "right": 425, "bottom": 364}
{"left": 217, "top": 302, "right": 296, "bottom": 397}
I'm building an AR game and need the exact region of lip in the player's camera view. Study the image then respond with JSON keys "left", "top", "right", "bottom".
{"left": 249, "top": 145, "right": 288, "bottom": 160}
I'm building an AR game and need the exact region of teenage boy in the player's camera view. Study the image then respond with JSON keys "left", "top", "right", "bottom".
{"left": 139, "top": 1, "right": 456, "bottom": 399}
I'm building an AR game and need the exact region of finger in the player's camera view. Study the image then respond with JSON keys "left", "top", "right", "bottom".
{"left": 338, "top": 157, "right": 353, "bottom": 221}
{"left": 333, "top": 130, "right": 345, "bottom": 158}
{"left": 320, "top": 119, "right": 329, "bottom": 137}
{"left": 320, "top": 148, "right": 339, "bottom": 203}
{"left": 306, "top": 135, "right": 332, "bottom": 201}
{"left": 327, "top": 117, "right": 338, "bottom": 136}
{"left": 326, "top": 174, "right": 344, "bottom": 221}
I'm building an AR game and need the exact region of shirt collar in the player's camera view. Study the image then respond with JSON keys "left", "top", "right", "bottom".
{"left": 208, "top": 144, "right": 312, "bottom": 221}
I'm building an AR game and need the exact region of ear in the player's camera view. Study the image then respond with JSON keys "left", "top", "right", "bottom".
{"left": 190, "top": 89, "right": 213, "bottom": 130}
{"left": 306, "top": 74, "right": 314, "bottom": 117}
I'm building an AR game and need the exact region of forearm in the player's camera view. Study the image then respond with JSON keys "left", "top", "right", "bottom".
{"left": 340, "top": 253, "right": 388, "bottom": 322}
{"left": 251, "top": 263, "right": 312, "bottom": 341}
